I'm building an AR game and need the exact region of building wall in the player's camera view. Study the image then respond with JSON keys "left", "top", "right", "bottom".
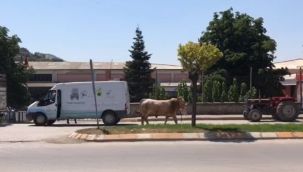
{"left": 57, "top": 73, "right": 91, "bottom": 82}
{"left": 31, "top": 68, "right": 188, "bottom": 83}
{"left": 28, "top": 68, "right": 190, "bottom": 100}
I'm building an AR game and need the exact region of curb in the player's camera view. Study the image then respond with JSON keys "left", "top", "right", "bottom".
{"left": 69, "top": 131, "right": 303, "bottom": 142}
{"left": 121, "top": 116, "right": 303, "bottom": 122}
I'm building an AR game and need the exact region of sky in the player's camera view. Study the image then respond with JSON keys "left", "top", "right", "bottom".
{"left": 1, "top": 0, "right": 303, "bottom": 65}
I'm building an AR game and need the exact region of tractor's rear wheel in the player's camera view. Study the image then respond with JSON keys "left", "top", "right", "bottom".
{"left": 248, "top": 109, "right": 262, "bottom": 122}
{"left": 276, "top": 101, "right": 298, "bottom": 122}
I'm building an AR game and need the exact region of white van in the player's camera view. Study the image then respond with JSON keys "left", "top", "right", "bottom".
{"left": 26, "top": 81, "right": 130, "bottom": 126}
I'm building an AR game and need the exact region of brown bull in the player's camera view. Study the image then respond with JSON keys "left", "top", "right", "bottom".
{"left": 138, "top": 97, "right": 186, "bottom": 125}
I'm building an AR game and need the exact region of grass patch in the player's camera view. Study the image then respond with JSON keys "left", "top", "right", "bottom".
{"left": 77, "top": 123, "right": 303, "bottom": 135}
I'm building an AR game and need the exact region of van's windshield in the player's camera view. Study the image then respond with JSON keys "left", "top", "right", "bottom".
{"left": 38, "top": 90, "right": 56, "bottom": 106}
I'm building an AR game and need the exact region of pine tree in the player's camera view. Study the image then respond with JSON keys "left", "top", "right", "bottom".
{"left": 220, "top": 81, "right": 228, "bottom": 102}
{"left": 203, "top": 78, "right": 213, "bottom": 102}
{"left": 239, "top": 82, "right": 248, "bottom": 102}
{"left": 228, "top": 78, "right": 239, "bottom": 102}
{"left": 212, "top": 81, "right": 221, "bottom": 102}
{"left": 245, "top": 87, "right": 257, "bottom": 99}
{"left": 177, "top": 80, "right": 190, "bottom": 102}
{"left": 124, "top": 28, "right": 154, "bottom": 102}
{"left": 150, "top": 85, "right": 167, "bottom": 100}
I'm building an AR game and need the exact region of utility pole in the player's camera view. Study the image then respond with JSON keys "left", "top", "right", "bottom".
{"left": 250, "top": 66, "right": 252, "bottom": 91}
{"left": 90, "top": 59, "right": 100, "bottom": 129}
{"left": 300, "top": 67, "right": 302, "bottom": 108}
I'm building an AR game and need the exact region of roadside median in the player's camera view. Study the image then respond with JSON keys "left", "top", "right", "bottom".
{"left": 69, "top": 124, "right": 303, "bottom": 142}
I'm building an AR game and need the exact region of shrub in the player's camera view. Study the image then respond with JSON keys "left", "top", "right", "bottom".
{"left": 177, "top": 81, "right": 191, "bottom": 102}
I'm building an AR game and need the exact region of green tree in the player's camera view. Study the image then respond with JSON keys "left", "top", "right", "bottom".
{"left": 178, "top": 42, "right": 223, "bottom": 126}
{"left": 246, "top": 86, "right": 257, "bottom": 99}
{"left": 0, "top": 26, "right": 32, "bottom": 108}
{"left": 212, "top": 81, "right": 221, "bottom": 102}
{"left": 239, "top": 82, "right": 248, "bottom": 102}
{"left": 228, "top": 78, "right": 239, "bottom": 102}
{"left": 220, "top": 81, "right": 228, "bottom": 102}
{"left": 149, "top": 84, "right": 167, "bottom": 100}
{"left": 199, "top": 8, "right": 288, "bottom": 96}
{"left": 177, "top": 81, "right": 191, "bottom": 102}
{"left": 124, "top": 27, "right": 154, "bottom": 102}
{"left": 203, "top": 78, "right": 213, "bottom": 102}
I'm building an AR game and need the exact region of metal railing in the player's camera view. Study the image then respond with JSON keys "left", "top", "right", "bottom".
{"left": 0, "top": 110, "right": 28, "bottom": 123}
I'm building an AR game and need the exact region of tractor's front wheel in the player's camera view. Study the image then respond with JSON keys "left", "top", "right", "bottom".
{"left": 243, "top": 110, "right": 249, "bottom": 120}
{"left": 248, "top": 109, "right": 262, "bottom": 122}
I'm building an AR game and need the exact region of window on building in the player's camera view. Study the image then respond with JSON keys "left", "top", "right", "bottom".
{"left": 29, "top": 74, "right": 52, "bottom": 82}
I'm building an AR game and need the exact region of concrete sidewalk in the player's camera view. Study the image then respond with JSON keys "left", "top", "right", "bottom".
{"left": 69, "top": 131, "right": 303, "bottom": 142}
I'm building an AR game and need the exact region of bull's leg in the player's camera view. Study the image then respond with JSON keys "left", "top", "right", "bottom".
{"left": 145, "top": 116, "right": 149, "bottom": 125}
{"left": 141, "top": 116, "right": 145, "bottom": 125}
{"left": 173, "top": 115, "right": 178, "bottom": 124}
{"left": 164, "top": 116, "right": 169, "bottom": 125}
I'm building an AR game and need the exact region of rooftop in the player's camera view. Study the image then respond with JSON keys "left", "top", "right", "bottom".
{"left": 274, "top": 58, "right": 303, "bottom": 69}
{"left": 28, "top": 61, "right": 183, "bottom": 70}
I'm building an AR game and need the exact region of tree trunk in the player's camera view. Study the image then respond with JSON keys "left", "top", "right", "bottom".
{"left": 200, "top": 71, "right": 204, "bottom": 102}
{"left": 189, "top": 71, "right": 198, "bottom": 127}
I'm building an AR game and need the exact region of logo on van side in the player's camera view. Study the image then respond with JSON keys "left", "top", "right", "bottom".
{"left": 96, "top": 88, "right": 102, "bottom": 96}
{"left": 70, "top": 88, "right": 79, "bottom": 100}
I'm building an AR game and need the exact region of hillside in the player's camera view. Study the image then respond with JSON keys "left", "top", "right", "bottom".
{"left": 15, "top": 48, "right": 64, "bottom": 62}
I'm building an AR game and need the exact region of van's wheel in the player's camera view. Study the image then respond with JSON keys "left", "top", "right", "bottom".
{"left": 34, "top": 113, "right": 47, "bottom": 126}
{"left": 102, "top": 111, "right": 118, "bottom": 126}
{"left": 46, "top": 120, "right": 56, "bottom": 126}
{"left": 276, "top": 101, "right": 298, "bottom": 122}
{"left": 248, "top": 109, "right": 262, "bottom": 122}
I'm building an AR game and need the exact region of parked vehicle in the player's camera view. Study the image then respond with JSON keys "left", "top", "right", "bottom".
{"left": 0, "top": 74, "right": 7, "bottom": 119}
{"left": 243, "top": 97, "right": 300, "bottom": 122}
{"left": 26, "top": 81, "right": 130, "bottom": 126}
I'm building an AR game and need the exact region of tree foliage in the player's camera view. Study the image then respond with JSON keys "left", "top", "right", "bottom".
{"left": 178, "top": 41, "right": 222, "bottom": 126}
{"left": 149, "top": 84, "right": 167, "bottom": 100}
{"left": 124, "top": 27, "right": 154, "bottom": 102}
{"left": 0, "top": 26, "right": 32, "bottom": 108}
{"left": 178, "top": 42, "right": 223, "bottom": 74}
{"left": 199, "top": 8, "right": 288, "bottom": 97}
{"left": 228, "top": 78, "right": 239, "bottom": 102}
{"left": 246, "top": 87, "right": 257, "bottom": 99}
{"left": 212, "top": 81, "right": 221, "bottom": 102}
{"left": 203, "top": 78, "right": 213, "bottom": 102}
{"left": 239, "top": 82, "right": 248, "bottom": 102}
{"left": 220, "top": 81, "right": 228, "bottom": 102}
{"left": 177, "top": 81, "right": 191, "bottom": 102}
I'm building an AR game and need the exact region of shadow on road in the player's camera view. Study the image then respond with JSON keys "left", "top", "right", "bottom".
{"left": 203, "top": 130, "right": 256, "bottom": 143}
{"left": 0, "top": 123, "right": 12, "bottom": 127}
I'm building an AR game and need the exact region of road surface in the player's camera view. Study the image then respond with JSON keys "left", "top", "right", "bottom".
{"left": 1, "top": 140, "right": 303, "bottom": 172}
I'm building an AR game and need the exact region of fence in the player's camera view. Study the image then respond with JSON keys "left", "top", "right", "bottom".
{"left": 0, "top": 110, "right": 28, "bottom": 123}
{"left": 130, "top": 102, "right": 245, "bottom": 115}
{"left": 1, "top": 103, "right": 244, "bottom": 123}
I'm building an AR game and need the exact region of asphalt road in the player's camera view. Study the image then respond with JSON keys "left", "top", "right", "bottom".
{"left": 1, "top": 140, "right": 303, "bottom": 172}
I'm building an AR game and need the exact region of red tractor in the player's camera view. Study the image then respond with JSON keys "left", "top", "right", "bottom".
{"left": 243, "top": 97, "right": 301, "bottom": 122}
